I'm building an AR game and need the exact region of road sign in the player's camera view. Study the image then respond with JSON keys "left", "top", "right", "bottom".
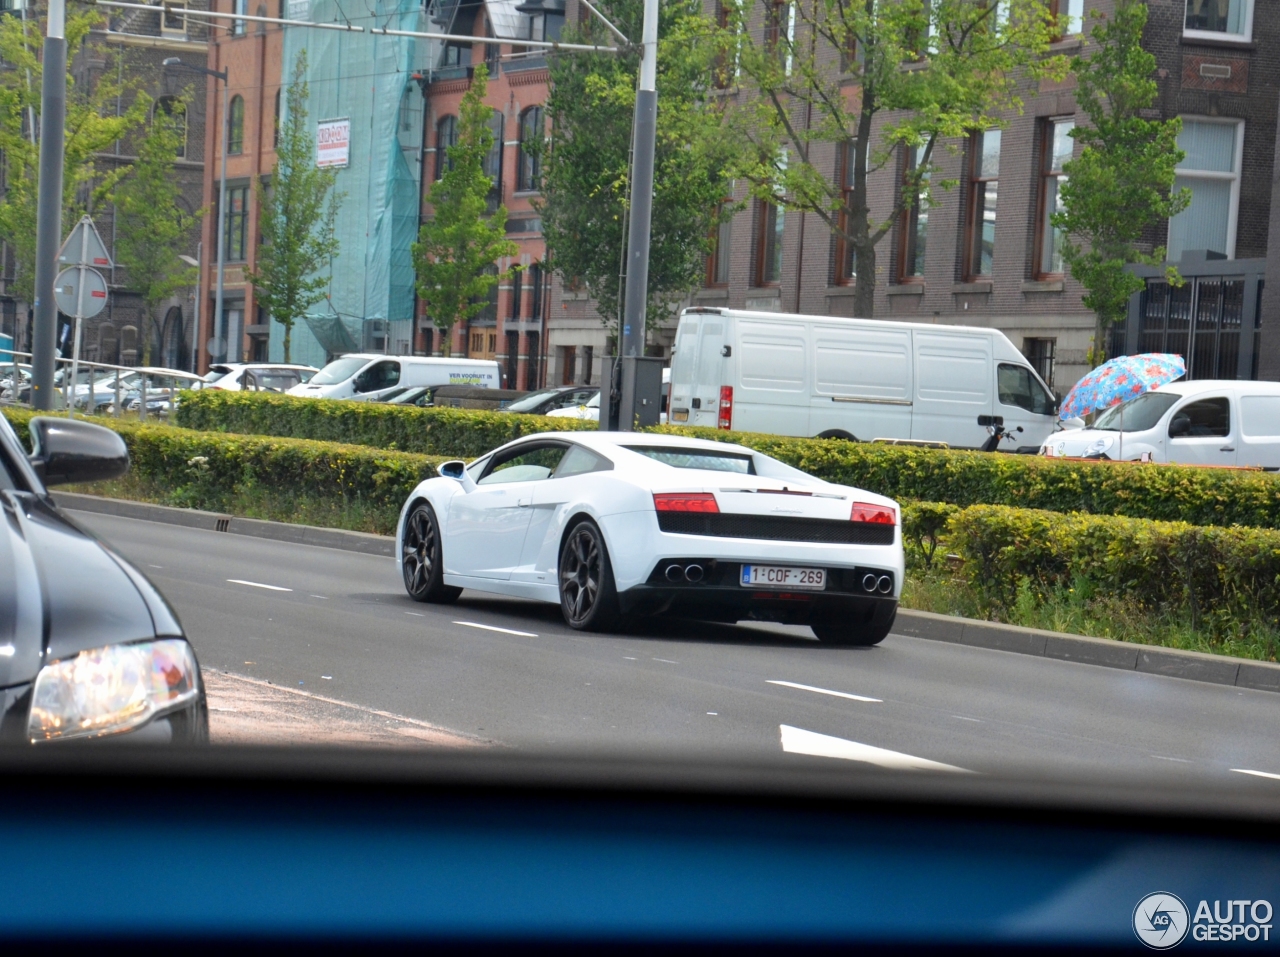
{"left": 58, "top": 215, "right": 113, "bottom": 270}
{"left": 54, "top": 266, "right": 108, "bottom": 319}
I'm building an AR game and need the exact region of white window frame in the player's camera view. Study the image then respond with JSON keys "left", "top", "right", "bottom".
{"left": 1183, "top": 0, "right": 1254, "bottom": 43}
{"left": 1168, "top": 116, "right": 1244, "bottom": 261}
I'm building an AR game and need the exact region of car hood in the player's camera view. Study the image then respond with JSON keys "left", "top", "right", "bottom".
{"left": 0, "top": 492, "right": 180, "bottom": 687}
{"left": 1040, "top": 429, "right": 1130, "bottom": 458}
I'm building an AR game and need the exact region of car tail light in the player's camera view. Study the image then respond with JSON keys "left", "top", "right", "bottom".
{"left": 717, "top": 386, "right": 733, "bottom": 430}
{"left": 653, "top": 493, "right": 720, "bottom": 514}
{"left": 850, "top": 502, "right": 897, "bottom": 525}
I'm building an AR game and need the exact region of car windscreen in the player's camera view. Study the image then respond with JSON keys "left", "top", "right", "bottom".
{"left": 1094, "top": 391, "right": 1181, "bottom": 432}
{"left": 310, "top": 356, "right": 368, "bottom": 385}
{"left": 623, "top": 446, "right": 756, "bottom": 474}
{"left": 204, "top": 366, "right": 234, "bottom": 384}
{"left": 505, "top": 389, "right": 562, "bottom": 412}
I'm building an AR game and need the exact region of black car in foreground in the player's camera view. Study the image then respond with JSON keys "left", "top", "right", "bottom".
{"left": 0, "top": 413, "right": 207, "bottom": 744}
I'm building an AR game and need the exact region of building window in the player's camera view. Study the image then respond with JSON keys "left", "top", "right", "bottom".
{"left": 754, "top": 200, "right": 784, "bottom": 286}
{"left": 224, "top": 185, "right": 249, "bottom": 261}
{"left": 560, "top": 345, "right": 577, "bottom": 385}
{"left": 1049, "top": 0, "right": 1083, "bottom": 38}
{"left": 517, "top": 107, "right": 542, "bottom": 192}
{"left": 435, "top": 116, "right": 457, "bottom": 180}
{"left": 1185, "top": 0, "right": 1252, "bottom": 41}
{"left": 154, "top": 95, "right": 187, "bottom": 158}
{"left": 765, "top": 0, "right": 793, "bottom": 71}
{"left": 966, "top": 129, "right": 1000, "bottom": 278}
{"left": 511, "top": 267, "right": 523, "bottom": 319}
{"left": 233, "top": 0, "right": 247, "bottom": 35}
{"left": 1023, "top": 338, "right": 1056, "bottom": 389}
{"left": 834, "top": 140, "right": 856, "bottom": 285}
{"left": 1168, "top": 117, "right": 1243, "bottom": 261}
{"left": 484, "top": 20, "right": 500, "bottom": 74}
{"left": 705, "top": 205, "right": 731, "bottom": 287}
{"left": 896, "top": 145, "right": 929, "bottom": 281}
{"left": 442, "top": 42, "right": 470, "bottom": 68}
{"left": 228, "top": 95, "right": 245, "bottom": 155}
{"left": 483, "top": 110, "right": 504, "bottom": 212}
{"left": 1035, "top": 117, "right": 1073, "bottom": 278}
{"left": 530, "top": 262, "right": 545, "bottom": 321}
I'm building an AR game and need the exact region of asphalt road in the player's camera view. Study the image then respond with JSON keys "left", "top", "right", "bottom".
{"left": 77, "top": 510, "right": 1280, "bottom": 782}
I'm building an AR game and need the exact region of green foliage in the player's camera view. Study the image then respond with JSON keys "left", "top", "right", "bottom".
{"left": 3, "top": 407, "right": 445, "bottom": 533}
{"left": 901, "top": 500, "right": 960, "bottom": 569}
{"left": 539, "top": 0, "right": 739, "bottom": 332}
{"left": 1053, "top": 0, "right": 1190, "bottom": 361}
{"left": 175, "top": 388, "right": 597, "bottom": 457}
{"left": 944, "top": 504, "right": 1280, "bottom": 640}
{"left": 0, "top": 11, "right": 148, "bottom": 302}
{"left": 248, "top": 51, "right": 344, "bottom": 363}
{"left": 113, "top": 96, "right": 202, "bottom": 365}
{"left": 725, "top": 0, "right": 1062, "bottom": 317}
{"left": 411, "top": 64, "right": 518, "bottom": 352}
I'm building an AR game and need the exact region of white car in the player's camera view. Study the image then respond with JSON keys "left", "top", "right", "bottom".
{"left": 1040, "top": 380, "right": 1280, "bottom": 468}
{"left": 395, "top": 432, "right": 904, "bottom": 645}
{"left": 205, "top": 363, "right": 318, "bottom": 392}
{"left": 546, "top": 391, "right": 600, "bottom": 421}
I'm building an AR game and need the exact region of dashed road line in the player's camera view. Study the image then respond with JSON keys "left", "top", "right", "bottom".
{"left": 228, "top": 579, "right": 293, "bottom": 592}
{"left": 454, "top": 621, "right": 539, "bottom": 637}
{"left": 780, "top": 725, "right": 972, "bottom": 773}
{"left": 1232, "top": 768, "right": 1280, "bottom": 781}
{"left": 768, "top": 679, "right": 882, "bottom": 703}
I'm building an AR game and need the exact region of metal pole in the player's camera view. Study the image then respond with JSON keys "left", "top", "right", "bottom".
{"left": 191, "top": 240, "right": 201, "bottom": 373}
{"left": 31, "top": 0, "right": 67, "bottom": 411}
{"left": 615, "top": 0, "right": 658, "bottom": 431}
{"left": 67, "top": 223, "right": 89, "bottom": 417}
{"left": 213, "top": 75, "right": 228, "bottom": 368}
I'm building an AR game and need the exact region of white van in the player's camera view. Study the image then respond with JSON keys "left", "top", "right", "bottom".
{"left": 1040, "top": 380, "right": 1280, "bottom": 468}
{"left": 288, "top": 354, "right": 500, "bottom": 402}
{"left": 669, "top": 308, "right": 1058, "bottom": 449}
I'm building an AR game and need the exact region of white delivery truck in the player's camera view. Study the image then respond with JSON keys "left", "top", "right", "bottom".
{"left": 288, "top": 355, "right": 500, "bottom": 402}
{"left": 668, "top": 307, "right": 1058, "bottom": 450}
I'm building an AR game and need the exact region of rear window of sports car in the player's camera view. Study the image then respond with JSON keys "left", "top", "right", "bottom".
{"left": 623, "top": 446, "right": 756, "bottom": 474}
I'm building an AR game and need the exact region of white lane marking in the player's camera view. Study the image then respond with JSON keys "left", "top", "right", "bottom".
{"left": 0, "top": 644, "right": 13, "bottom": 658}
{"left": 310, "top": 595, "right": 330, "bottom": 600}
{"left": 321, "top": 676, "right": 333, "bottom": 680}
{"left": 707, "top": 712, "right": 718, "bottom": 716}
{"left": 147, "top": 564, "right": 163, "bottom": 569}
{"left": 952, "top": 715, "right": 981, "bottom": 723}
{"left": 768, "top": 680, "right": 881, "bottom": 703}
{"left": 405, "top": 612, "right": 424, "bottom": 617}
{"left": 623, "top": 656, "right": 637, "bottom": 660}
{"left": 652, "top": 658, "right": 679, "bottom": 664}
{"left": 1232, "top": 768, "right": 1280, "bottom": 781}
{"left": 780, "top": 725, "right": 972, "bottom": 773}
{"left": 228, "top": 579, "right": 293, "bottom": 592}
{"left": 1151, "top": 755, "right": 1190, "bottom": 763}
{"left": 454, "top": 621, "right": 539, "bottom": 638}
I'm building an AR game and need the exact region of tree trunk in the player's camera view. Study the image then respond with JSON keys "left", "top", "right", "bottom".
{"left": 853, "top": 244, "right": 876, "bottom": 318}
{"left": 282, "top": 320, "right": 291, "bottom": 363}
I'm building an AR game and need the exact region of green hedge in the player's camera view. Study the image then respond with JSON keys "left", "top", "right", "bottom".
{"left": 175, "top": 388, "right": 596, "bottom": 457}
{"left": 938, "top": 503, "right": 1280, "bottom": 637}
{"left": 3, "top": 408, "right": 445, "bottom": 526}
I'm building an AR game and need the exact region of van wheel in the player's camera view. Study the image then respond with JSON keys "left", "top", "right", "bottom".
{"left": 817, "top": 429, "right": 858, "bottom": 442}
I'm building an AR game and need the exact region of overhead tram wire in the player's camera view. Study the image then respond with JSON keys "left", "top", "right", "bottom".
{"left": 81, "top": 0, "right": 626, "bottom": 54}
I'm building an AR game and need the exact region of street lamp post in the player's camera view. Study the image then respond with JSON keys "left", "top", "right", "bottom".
{"left": 164, "top": 58, "right": 227, "bottom": 372}
{"left": 31, "top": 0, "right": 67, "bottom": 410}
{"left": 179, "top": 246, "right": 201, "bottom": 373}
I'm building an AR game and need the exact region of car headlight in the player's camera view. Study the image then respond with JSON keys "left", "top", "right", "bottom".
{"left": 28, "top": 639, "right": 200, "bottom": 742}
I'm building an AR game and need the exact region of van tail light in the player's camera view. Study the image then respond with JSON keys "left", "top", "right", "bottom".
{"left": 850, "top": 502, "right": 897, "bottom": 525}
{"left": 717, "top": 386, "right": 733, "bottom": 430}
{"left": 653, "top": 493, "right": 720, "bottom": 514}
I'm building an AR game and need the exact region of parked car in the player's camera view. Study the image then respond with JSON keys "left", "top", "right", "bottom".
{"left": 0, "top": 413, "right": 208, "bottom": 742}
{"left": 546, "top": 391, "right": 601, "bottom": 421}
{"left": 108, "top": 370, "right": 206, "bottom": 415}
{"left": 289, "top": 355, "right": 500, "bottom": 402}
{"left": 205, "top": 363, "right": 319, "bottom": 393}
{"left": 504, "top": 386, "right": 600, "bottom": 416}
{"left": 396, "top": 431, "right": 903, "bottom": 645}
{"left": 669, "top": 307, "right": 1057, "bottom": 449}
{"left": 1040, "top": 380, "right": 1280, "bottom": 468}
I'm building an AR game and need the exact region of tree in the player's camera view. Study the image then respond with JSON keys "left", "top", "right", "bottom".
{"left": 539, "top": 0, "right": 739, "bottom": 335}
{"left": 113, "top": 97, "right": 201, "bottom": 365}
{"left": 0, "top": 10, "right": 146, "bottom": 303}
{"left": 1053, "top": 0, "right": 1189, "bottom": 365}
{"left": 412, "top": 64, "right": 518, "bottom": 355}
{"left": 249, "top": 51, "right": 343, "bottom": 363}
{"left": 726, "top": 0, "right": 1061, "bottom": 318}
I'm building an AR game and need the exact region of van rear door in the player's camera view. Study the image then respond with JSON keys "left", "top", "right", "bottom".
{"left": 688, "top": 318, "right": 728, "bottom": 429}
{"left": 668, "top": 317, "right": 700, "bottom": 424}
{"left": 912, "top": 333, "right": 993, "bottom": 447}
{"left": 809, "top": 324, "right": 911, "bottom": 440}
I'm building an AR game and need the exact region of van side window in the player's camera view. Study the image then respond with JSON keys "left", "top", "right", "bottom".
{"left": 1169, "top": 397, "right": 1230, "bottom": 438}
{"left": 997, "top": 364, "right": 1055, "bottom": 415}
{"left": 354, "top": 360, "right": 401, "bottom": 393}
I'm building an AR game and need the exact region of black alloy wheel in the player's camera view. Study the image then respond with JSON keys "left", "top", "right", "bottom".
{"left": 558, "top": 520, "right": 620, "bottom": 631}
{"left": 402, "top": 502, "right": 461, "bottom": 603}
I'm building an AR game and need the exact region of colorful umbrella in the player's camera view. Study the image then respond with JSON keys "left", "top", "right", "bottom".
{"left": 1058, "top": 353, "right": 1186, "bottom": 421}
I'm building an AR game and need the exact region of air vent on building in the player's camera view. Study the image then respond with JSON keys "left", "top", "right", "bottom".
{"left": 1200, "top": 62, "right": 1232, "bottom": 79}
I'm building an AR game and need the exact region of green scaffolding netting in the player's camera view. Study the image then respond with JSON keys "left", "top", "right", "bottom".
{"left": 271, "top": 0, "right": 427, "bottom": 367}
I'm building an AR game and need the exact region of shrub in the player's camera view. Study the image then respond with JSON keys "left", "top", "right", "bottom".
{"left": 175, "top": 388, "right": 595, "bottom": 457}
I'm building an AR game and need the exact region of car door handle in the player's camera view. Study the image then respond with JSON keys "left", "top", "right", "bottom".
{"left": 1220, "top": 446, "right": 1235, "bottom": 452}
{"left": 517, "top": 498, "right": 531, "bottom": 507}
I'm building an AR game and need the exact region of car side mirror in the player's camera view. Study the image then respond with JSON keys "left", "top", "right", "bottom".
{"left": 977, "top": 415, "right": 1003, "bottom": 427}
{"left": 1169, "top": 413, "right": 1192, "bottom": 438}
{"left": 28, "top": 416, "right": 129, "bottom": 487}
{"left": 437, "top": 459, "right": 477, "bottom": 490}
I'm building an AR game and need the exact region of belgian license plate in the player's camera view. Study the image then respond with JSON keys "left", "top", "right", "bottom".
{"left": 740, "top": 565, "right": 826, "bottom": 589}
{"left": 672, "top": 409, "right": 689, "bottom": 422}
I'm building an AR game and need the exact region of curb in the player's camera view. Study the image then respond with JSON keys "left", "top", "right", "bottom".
{"left": 54, "top": 492, "right": 1280, "bottom": 695}
{"left": 53, "top": 491, "right": 395, "bottom": 558}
